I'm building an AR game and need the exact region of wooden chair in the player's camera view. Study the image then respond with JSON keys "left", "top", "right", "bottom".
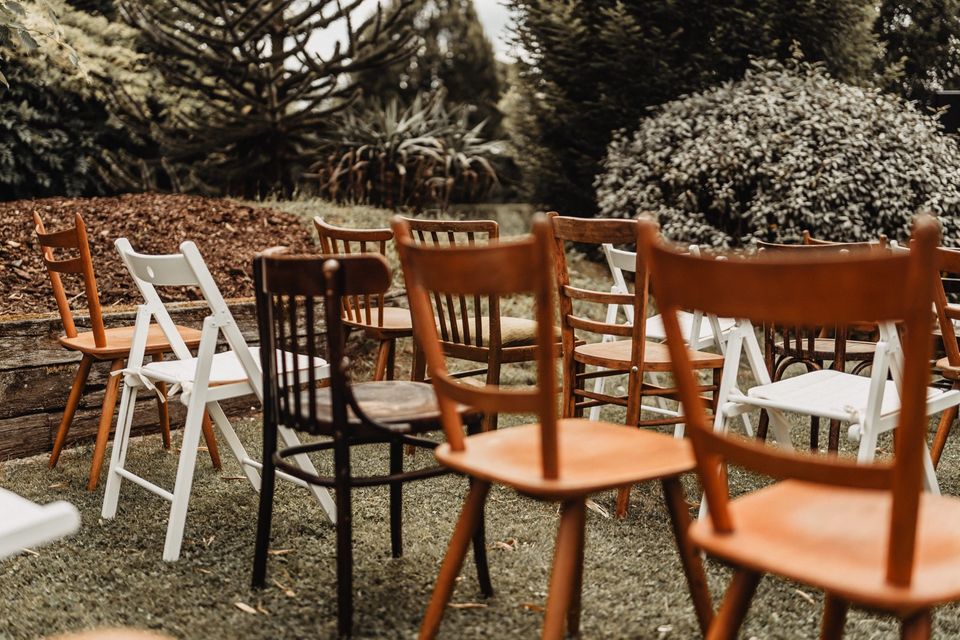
{"left": 101, "top": 239, "right": 335, "bottom": 562}
{"left": 393, "top": 214, "right": 713, "bottom": 640}
{"left": 549, "top": 214, "right": 725, "bottom": 517}
{"left": 401, "top": 216, "right": 554, "bottom": 430}
{"left": 314, "top": 217, "right": 415, "bottom": 380}
{"left": 33, "top": 212, "right": 219, "bottom": 491}
{"left": 757, "top": 239, "right": 884, "bottom": 451}
{"left": 250, "top": 252, "right": 486, "bottom": 638}
{"left": 645, "top": 216, "right": 960, "bottom": 639}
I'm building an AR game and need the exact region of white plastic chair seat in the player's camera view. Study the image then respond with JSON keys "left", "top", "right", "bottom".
{"left": 743, "top": 369, "right": 945, "bottom": 424}
{"left": 645, "top": 311, "right": 737, "bottom": 346}
{"left": 0, "top": 488, "right": 80, "bottom": 559}
{"left": 140, "top": 347, "right": 328, "bottom": 386}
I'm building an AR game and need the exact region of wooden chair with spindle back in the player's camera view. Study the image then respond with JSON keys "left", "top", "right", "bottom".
{"left": 393, "top": 214, "right": 713, "bottom": 640}
{"left": 645, "top": 216, "right": 960, "bottom": 639}
{"left": 314, "top": 217, "right": 416, "bottom": 381}
{"left": 401, "top": 216, "right": 557, "bottom": 430}
{"left": 33, "top": 212, "right": 220, "bottom": 490}
{"left": 756, "top": 238, "right": 885, "bottom": 451}
{"left": 250, "top": 252, "right": 485, "bottom": 638}
{"left": 549, "top": 214, "right": 726, "bottom": 518}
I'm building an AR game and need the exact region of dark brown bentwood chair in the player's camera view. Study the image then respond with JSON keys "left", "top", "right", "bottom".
{"left": 314, "top": 217, "right": 416, "bottom": 380}
{"left": 756, "top": 239, "right": 884, "bottom": 452}
{"left": 33, "top": 213, "right": 220, "bottom": 490}
{"left": 250, "top": 252, "right": 486, "bottom": 639}
{"left": 393, "top": 215, "right": 712, "bottom": 640}
{"left": 550, "top": 215, "right": 725, "bottom": 518}
{"left": 646, "top": 216, "right": 960, "bottom": 639}
{"left": 400, "top": 217, "right": 558, "bottom": 430}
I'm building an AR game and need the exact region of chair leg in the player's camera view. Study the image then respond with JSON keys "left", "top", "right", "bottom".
{"left": 662, "top": 477, "right": 713, "bottom": 635}
{"left": 827, "top": 418, "right": 842, "bottom": 453}
{"left": 162, "top": 397, "right": 208, "bottom": 562}
{"left": 931, "top": 387, "right": 959, "bottom": 468}
{"left": 617, "top": 365, "right": 645, "bottom": 519}
{"left": 483, "top": 355, "right": 501, "bottom": 431}
{"left": 810, "top": 416, "right": 820, "bottom": 451}
{"left": 153, "top": 353, "right": 172, "bottom": 450}
{"left": 706, "top": 568, "right": 761, "bottom": 640}
{"left": 386, "top": 338, "right": 397, "bottom": 381}
{"left": 87, "top": 359, "right": 124, "bottom": 491}
{"left": 411, "top": 341, "right": 427, "bottom": 382}
{"left": 466, "top": 422, "right": 493, "bottom": 598}
{"left": 573, "top": 361, "right": 586, "bottom": 419}
{"left": 389, "top": 439, "right": 403, "bottom": 558}
{"left": 334, "top": 433, "right": 354, "bottom": 639}
{"left": 200, "top": 411, "right": 222, "bottom": 470}
{"left": 542, "top": 497, "right": 587, "bottom": 640}
{"left": 820, "top": 595, "right": 848, "bottom": 640}
{"left": 251, "top": 414, "right": 279, "bottom": 589}
{"left": 101, "top": 382, "right": 140, "bottom": 519}
{"left": 419, "top": 480, "right": 491, "bottom": 640}
{"left": 374, "top": 340, "right": 391, "bottom": 381}
{"left": 567, "top": 499, "right": 587, "bottom": 637}
{"left": 49, "top": 354, "right": 93, "bottom": 469}
{"left": 901, "top": 610, "right": 932, "bottom": 640}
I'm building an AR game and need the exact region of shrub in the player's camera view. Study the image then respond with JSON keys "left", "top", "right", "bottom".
{"left": 305, "top": 91, "right": 500, "bottom": 210}
{"left": 596, "top": 60, "right": 960, "bottom": 247}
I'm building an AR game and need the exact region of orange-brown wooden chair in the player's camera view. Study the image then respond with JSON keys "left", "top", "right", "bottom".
{"left": 314, "top": 217, "right": 415, "bottom": 381}
{"left": 393, "top": 214, "right": 713, "bottom": 640}
{"left": 550, "top": 214, "right": 725, "bottom": 517}
{"left": 924, "top": 246, "right": 960, "bottom": 469}
{"left": 401, "top": 216, "right": 559, "bottom": 430}
{"left": 33, "top": 213, "right": 220, "bottom": 490}
{"left": 645, "top": 216, "right": 960, "bottom": 639}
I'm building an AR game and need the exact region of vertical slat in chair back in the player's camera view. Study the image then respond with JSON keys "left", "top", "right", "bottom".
{"left": 932, "top": 247, "right": 960, "bottom": 368}
{"left": 401, "top": 217, "right": 498, "bottom": 349}
{"left": 313, "top": 217, "right": 392, "bottom": 328}
{"left": 255, "top": 253, "right": 391, "bottom": 435}
{"left": 33, "top": 213, "right": 106, "bottom": 347}
{"left": 393, "top": 216, "right": 561, "bottom": 478}
{"left": 643, "top": 217, "right": 941, "bottom": 589}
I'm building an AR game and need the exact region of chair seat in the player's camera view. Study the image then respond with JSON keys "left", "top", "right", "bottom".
{"left": 292, "top": 380, "right": 481, "bottom": 435}
{"left": 574, "top": 339, "right": 724, "bottom": 371}
{"left": 141, "top": 347, "right": 327, "bottom": 387}
{"left": 441, "top": 315, "right": 554, "bottom": 348}
{"left": 773, "top": 337, "right": 877, "bottom": 361}
{"left": 645, "top": 311, "right": 737, "bottom": 347}
{"left": 743, "top": 369, "right": 944, "bottom": 424}
{"left": 343, "top": 307, "right": 413, "bottom": 335}
{"left": 59, "top": 324, "right": 203, "bottom": 359}
{"left": 690, "top": 480, "right": 960, "bottom": 610}
{"left": 936, "top": 356, "right": 960, "bottom": 381}
{"left": 435, "top": 418, "right": 695, "bottom": 498}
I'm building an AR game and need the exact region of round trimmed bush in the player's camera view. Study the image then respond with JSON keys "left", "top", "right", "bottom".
{"left": 596, "top": 59, "right": 960, "bottom": 247}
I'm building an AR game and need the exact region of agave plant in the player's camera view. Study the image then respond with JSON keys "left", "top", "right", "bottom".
{"left": 306, "top": 90, "right": 499, "bottom": 210}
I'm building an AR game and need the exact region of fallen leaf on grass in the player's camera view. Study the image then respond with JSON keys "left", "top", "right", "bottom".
{"left": 194, "top": 568, "right": 213, "bottom": 575}
{"left": 493, "top": 539, "right": 517, "bottom": 551}
{"left": 520, "top": 603, "right": 545, "bottom": 613}
{"left": 272, "top": 578, "right": 296, "bottom": 598}
{"left": 47, "top": 482, "right": 66, "bottom": 489}
{"left": 256, "top": 605, "right": 269, "bottom": 615}
{"left": 586, "top": 499, "right": 610, "bottom": 518}
{"left": 21, "top": 548, "right": 39, "bottom": 557}
{"left": 793, "top": 588, "right": 816, "bottom": 605}
{"left": 449, "top": 602, "right": 487, "bottom": 609}
{"left": 268, "top": 549, "right": 293, "bottom": 556}
{"left": 234, "top": 602, "right": 258, "bottom": 615}
{"left": 220, "top": 476, "right": 247, "bottom": 481}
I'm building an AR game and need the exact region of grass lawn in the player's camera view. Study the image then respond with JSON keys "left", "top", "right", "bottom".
{"left": 2, "top": 199, "right": 958, "bottom": 639}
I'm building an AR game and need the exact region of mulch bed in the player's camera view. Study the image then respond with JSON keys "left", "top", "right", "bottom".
{"left": 0, "top": 193, "right": 314, "bottom": 317}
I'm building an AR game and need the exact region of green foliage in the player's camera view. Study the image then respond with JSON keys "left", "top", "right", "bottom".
{"left": 306, "top": 91, "right": 499, "bottom": 210}
{"left": 0, "top": 0, "right": 164, "bottom": 198}
{"left": 597, "top": 60, "right": 960, "bottom": 247}
{"left": 876, "top": 0, "right": 960, "bottom": 103}
{"left": 508, "top": 0, "right": 882, "bottom": 216}
{"left": 0, "top": 0, "right": 78, "bottom": 87}
{"left": 357, "top": 0, "right": 502, "bottom": 132}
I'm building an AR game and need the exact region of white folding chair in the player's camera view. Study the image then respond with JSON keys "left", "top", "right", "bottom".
{"left": 0, "top": 489, "right": 80, "bottom": 559}
{"left": 101, "top": 239, "right": 336, "bottom": 562}
{"left": 588, "top": 244, "right": 742, "bottom": 435}
{"left": 713, "top": 317, "right": 958, "bottom": 496}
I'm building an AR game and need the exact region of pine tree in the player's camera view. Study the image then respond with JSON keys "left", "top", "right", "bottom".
{"left": 122, "top": 0, "right": 415, "bottom": 198}
{"left": 357, "top": 0, "right": 501, "bottom": 130}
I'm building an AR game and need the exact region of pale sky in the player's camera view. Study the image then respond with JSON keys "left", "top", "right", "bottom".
{"left": 473, "top": 0, "right": 515, "bottom": 61}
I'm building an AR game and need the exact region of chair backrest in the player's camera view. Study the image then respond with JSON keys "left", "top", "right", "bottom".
{"left": 802, "top": 230, "right": 888, "bottom": 248}
{"left": 313, "top": 217, "right": 393, "bottom": 328}
{"left": 393, "top": 215, "right": 560, "bottom": 477}
{"left": 894, "top": 242, "right": 960, "bottom": 369}
{"left": 255, "top": 253, "right": 391, "bottom": 435}
{"left": 549, "top": 214, "right": 647, "bottom": 362}
{"left": 400, "top": 217, "right": 501, "bottom": 349}
{"left": 33, "top": 213, "right": 106, "bottom": 346}
{"left": 642, "top": 216, "right": 940, "bottom": 589}
{"left": 115, "top": 238, "right": 259, "bottom": 393}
